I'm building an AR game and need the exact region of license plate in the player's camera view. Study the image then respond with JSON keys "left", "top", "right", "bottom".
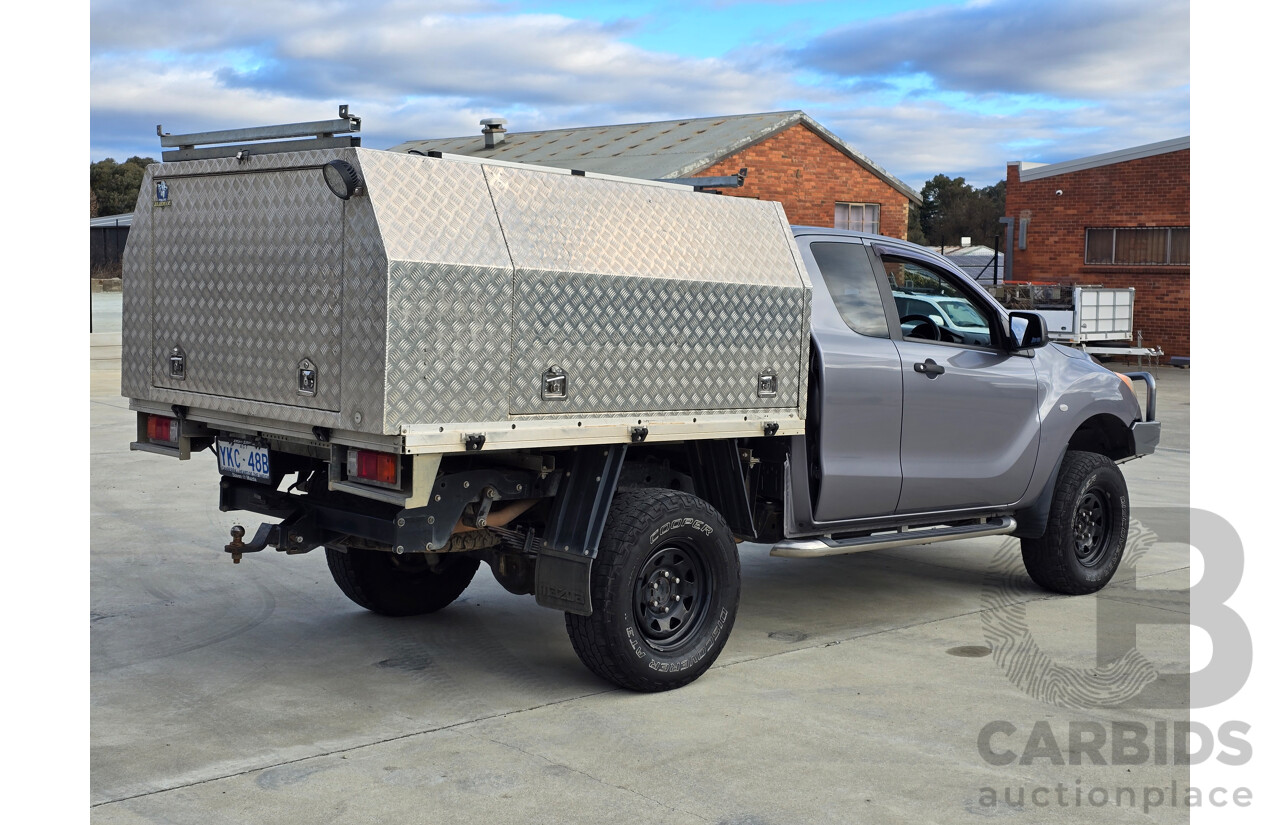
{"left": 217, "top": 439, "right": 271, "bottom": 482}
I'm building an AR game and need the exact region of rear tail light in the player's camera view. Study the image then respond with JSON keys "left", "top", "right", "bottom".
{"left": 347, "top": 449, "right": 399, "bottom": 486}
{"left": 147, "top": 415, "right": 179, "bottom": 443}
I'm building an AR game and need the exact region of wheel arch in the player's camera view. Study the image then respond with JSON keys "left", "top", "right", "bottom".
{"left": 1013, "top": 416, "right": 1132, "bottom": 540}
{"left": 1066, "top": 413, "right": 1135, "bottom": 462}
{"left": 621, "top": 440, "right": 756, "bottom": 539}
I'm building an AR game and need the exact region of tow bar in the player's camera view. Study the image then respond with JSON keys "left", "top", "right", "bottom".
{"left": 224, "top": 511, "right": 321, "bottom": 563}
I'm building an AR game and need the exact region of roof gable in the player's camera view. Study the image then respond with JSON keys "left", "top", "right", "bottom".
{"left": 390, "top": 111, "right": 920, "bottom": 203}
{"left": 1012, "top": 136, "right": 1190, "bottom": 182}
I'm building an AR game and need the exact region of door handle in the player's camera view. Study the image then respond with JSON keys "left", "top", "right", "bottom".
{"left": 914, "top": 359, "right": 945, "bottom": 378}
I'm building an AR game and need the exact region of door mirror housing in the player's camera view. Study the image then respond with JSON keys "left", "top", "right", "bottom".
{"left": 1009, "top": 311, "right": 1049, "bottom": 349}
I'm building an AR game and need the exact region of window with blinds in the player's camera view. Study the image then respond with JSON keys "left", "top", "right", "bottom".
{"left": 835, "top": 202, "right": 880, "bottom": 234}
{"left": 1085, "top": 227, "right": 1189, "bottom": 265}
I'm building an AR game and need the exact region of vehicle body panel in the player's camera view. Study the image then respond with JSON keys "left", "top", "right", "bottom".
{"left": 893, "top": 339, "right": 1040, "bottom": 513}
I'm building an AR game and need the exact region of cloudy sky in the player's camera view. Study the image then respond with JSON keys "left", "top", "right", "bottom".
{"left": 90, "top": 0, "right": 1189, "bottom": 191}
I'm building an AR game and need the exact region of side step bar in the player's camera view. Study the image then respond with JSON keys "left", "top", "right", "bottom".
{"left": 770, "top": 517, "right": 1017, "bottom": 558}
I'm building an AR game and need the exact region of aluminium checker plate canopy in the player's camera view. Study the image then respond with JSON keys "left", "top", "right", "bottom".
{"left": 122, "top": 147, "right": 811, "bottom": 454}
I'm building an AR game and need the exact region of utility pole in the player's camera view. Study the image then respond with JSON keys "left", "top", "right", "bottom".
{"left": 998, "top": 217, "right": 1015, "bottom": 283}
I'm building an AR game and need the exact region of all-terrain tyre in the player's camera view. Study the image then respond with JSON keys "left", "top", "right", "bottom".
{"left": 1021, "top": 450, "right": 1129, "bottom": 595}
{"left": 326, "top": 548, "right": 479, "bottom": 617}
{"left": 565, "top": 489, "right": 741, "bottom": 692}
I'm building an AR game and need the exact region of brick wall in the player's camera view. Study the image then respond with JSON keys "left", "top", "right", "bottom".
{"left": 699, "top": 123, "right": 911, "bottom": 239}
{"left": 1005, "top": 149, "right": 1190, "bottom": 358}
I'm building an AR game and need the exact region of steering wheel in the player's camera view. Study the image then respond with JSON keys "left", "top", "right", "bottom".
{"left": 900, "top": 314, "right": 941, "bottom": 341}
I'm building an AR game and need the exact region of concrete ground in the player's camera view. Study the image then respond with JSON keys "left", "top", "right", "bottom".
{"left": 92, "top": 291, "right": 123, "bottom": 334}
{"left": 91, "top": 334, "right": 1192, "bottom": 823}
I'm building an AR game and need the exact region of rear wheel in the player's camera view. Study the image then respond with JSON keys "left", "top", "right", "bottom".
{"left": 1021, "top": 451, "right": 1129, "bottom": 594}
{"left": 326, "top": 548, "right": 479, "bottom": 617}
{"left": 565, "top": 489, "right": 740, "bottom": 692}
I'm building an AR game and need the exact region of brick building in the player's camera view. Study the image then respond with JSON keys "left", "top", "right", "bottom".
{"left": 390, "top": 111, "right": 920, "bottom": 238}
{"left": 1005, "top": 137, "right": 1190, "bottom": 358}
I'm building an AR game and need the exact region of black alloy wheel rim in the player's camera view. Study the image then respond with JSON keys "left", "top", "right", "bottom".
{"left": 1073, "top": 489, "right": 1112, "bottom": 567}
{"left": 633, "top": 540, "right": 711, "bottom": 651}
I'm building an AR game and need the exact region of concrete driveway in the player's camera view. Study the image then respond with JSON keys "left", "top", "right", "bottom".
{"left": 91, "top": 359, "right": 1192, "bottom": 824}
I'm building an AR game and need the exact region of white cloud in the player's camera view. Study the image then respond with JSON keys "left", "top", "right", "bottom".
{"left": 812, "top": 87, "right": 1189, "bottom": 190}
{"left": 795, "top": 0, "right": 1189, "bottom": 100}
{"left": 89, "top": 0, "right": 501, "bottom": 53}
{"left": 89, "top": 0, "right": 1189, "bottom": 190}
{"left": 90, "top": 1, "right": 794, "bottom": 161}
{"left": 777, "top": 0, "right": 1188, "bottom": 188}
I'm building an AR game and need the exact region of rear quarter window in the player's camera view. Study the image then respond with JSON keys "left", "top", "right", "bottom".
{"left": 809, "top": 242, "right": 890, "bottom": 338}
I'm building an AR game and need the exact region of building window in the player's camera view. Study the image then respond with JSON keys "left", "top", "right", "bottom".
{"left": 835, "top": 202, "right": 880, "bottom": 234}
{"left": 1085, "top": 227, "right": 1189, "bottom": 265}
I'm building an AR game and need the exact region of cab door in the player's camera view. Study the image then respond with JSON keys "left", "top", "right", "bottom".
{"left": 799, "top": 237, "right": 904, "bottom": 521}
{"left": 876, "top": 249, "right": 1042, "bottom": 514}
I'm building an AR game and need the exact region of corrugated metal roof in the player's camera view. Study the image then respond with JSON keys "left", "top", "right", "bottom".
{"left": 390, "top": 111, "right": 920, "bottom": 203}
{"left": 91, "top": 213, "right": 133, "bottom": 228}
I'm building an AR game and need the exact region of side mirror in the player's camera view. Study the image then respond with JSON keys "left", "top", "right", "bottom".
{"left": 1009, "top": 311, "right": 1048, "bottom": 349}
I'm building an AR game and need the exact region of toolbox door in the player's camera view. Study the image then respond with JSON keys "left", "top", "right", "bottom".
{"left": 149, "top": 168, "right": 344, "bottom": 410}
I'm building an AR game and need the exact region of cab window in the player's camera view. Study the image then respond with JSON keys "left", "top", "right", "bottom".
{"left": 809, "top": 242, "right": 890, "bottom": 338}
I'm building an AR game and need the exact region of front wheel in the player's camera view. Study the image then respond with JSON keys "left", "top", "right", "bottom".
{"left": 565, "top": 489, "right": 741, "bottom": 692}
{"left": 1021, "top": 451, "right": 1129, "bottom": 595}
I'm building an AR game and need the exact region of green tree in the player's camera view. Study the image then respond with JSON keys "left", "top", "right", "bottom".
{"left": 918, "top": 174, "right": 1005, "bottom": 248}
{"left": 90, "top": 156, "right": 156, "bottom": 217}
{"left": 907, "top": 202, "right": 928, "bottom": 245}
{"left": 976, "top": 180, "right": 1005, "bottom": 246}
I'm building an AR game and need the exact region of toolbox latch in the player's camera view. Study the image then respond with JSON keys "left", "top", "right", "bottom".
{"left": 168, "top": 346, "right": 186, "bottom": 380}
{"left": 542, "top": 366, "right": 567, "bottom": 400}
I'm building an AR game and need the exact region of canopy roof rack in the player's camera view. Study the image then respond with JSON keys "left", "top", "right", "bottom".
{"left": 157, "top": 105, "right": 361, "bottom": 162}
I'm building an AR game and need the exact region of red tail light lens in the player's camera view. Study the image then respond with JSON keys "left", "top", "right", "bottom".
{"left": 147, "top": 415, "right": 178, "bottom": 443}
{"left": 347, "top": 449, "right": 399, "bottom": 485}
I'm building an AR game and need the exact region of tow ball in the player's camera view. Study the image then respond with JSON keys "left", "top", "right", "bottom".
{"left": 224, "top": 517, "right": 318, "bottom": 563}
{"left": 225, "top": 524, "right": 271, "bottom": 564}
{"left": 226, "top": 526, "right": 247, "bottom": 562}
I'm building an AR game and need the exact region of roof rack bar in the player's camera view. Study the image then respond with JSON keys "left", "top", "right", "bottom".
{"left": 161, "top": 137, "right": 361, "bottom": 163}
{"left": 158, "top": 105, "right": 360, "bottom": 147}
{"left": 157, "top": 106, "right": 361, "bottom": 161}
